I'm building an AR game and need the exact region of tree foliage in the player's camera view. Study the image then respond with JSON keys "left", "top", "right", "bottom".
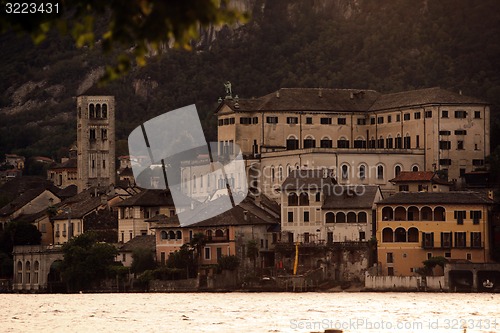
{"left": 0, "top": 220, "right": 42, "bottom": 255}
{"left": 0, "top": 0, "right": 247, "bottom": 81}
{"left": 218, "top": 254, "right": 240, "bottom": 271}
{"left": 130, "top": 247, "right": 156, "bottom": 274}
{"left": 61, "top": 232, "right": 118, "bottom": 292}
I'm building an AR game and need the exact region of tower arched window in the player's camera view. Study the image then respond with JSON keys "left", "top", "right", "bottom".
{"left": 95, "top": 104, "right": 101, "bottom": 118}
{"left": 102, "top": 104, "right": 108, "bottom": 118}
{"left": 89, "top": 104, "right": 95, "bottom": 118}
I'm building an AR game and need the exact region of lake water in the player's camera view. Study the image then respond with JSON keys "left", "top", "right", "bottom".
{"left": 1, "top": 292, "right": 499, "bottom": 333}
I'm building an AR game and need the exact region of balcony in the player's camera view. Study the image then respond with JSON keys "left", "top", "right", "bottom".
{"left": 205, "top": 235, "right": 230, "bottom": 243}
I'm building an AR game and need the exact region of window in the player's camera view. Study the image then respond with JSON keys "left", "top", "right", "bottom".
{"left": 422, "top": 232, "right": 434, "bottom": 248}
{"left": 395, "top": 136, "right": 402, "bottom": 149}
{"left": 357, "top": 118, "right": 366, "bottom": 125}
{"left": 320, "top": 138, "right": 332, "bottom": 148}
{"left": 320, "top": 117, "right": 332, "bottom": 125}
{"left": 386, "top": 252, "right": 394, "bottom": 263}
{"left": 439, "top": 130, "right": 451, "bottom": 136}
{"left": 306, "top": 117, "right": 313, "bottom": 124}
{"left": 396, "top": 114, "right": 401, "bottom": 122}
{"left": 454, "top": 210, "right": 466, "bottom": 224}
{"left": 229, "top": 118, "right": 235, "bottom": 124}
{"left": 240, "top": 117, "right": 251, "bottom": 124}
{"left": 455, "top": 232, "right": 466, "bottom": 248}
{"left": 414, "top": 112, "right": 421, "bottom": 119}
{"left": 455, "top": 110, "right": 467, "bottom": 118}
{"left": 387, "top": 115, "right": 392, "bottom": 123}
{"left": 287, "top": 117, "right": 298, "bottom": 124}
{"left": 399, "top": 185, "right": 409, "bottom": 191}
{"left": 338, "top": 118, "right": 346, "bottom": 125}
{"left": 472, "top": 159, "right": 484, "bottom": 166}
{"left": 287, "top": 212, "right": 294, "bottom": 223}
{"left": 252, "top": 117, "right": 258, "bottom": 124}
{"left": 303, "top": 211, "right": 310, "bottom": 222}
{"left": 337, "top": 138, "right": 349, "bottom": 148}
{"left": 470, "top": 210, "right": 482, "bottom": 224}
{"left": 266, "top": 116, "right": 278, "bottom": 124}
{"left": 441, "top": 232, "right": 452, "bottom": 248}
{"left": 287, "top": 193, "right": 298, "bottom": 206}
{"left": 315, "top": 192, "right": 321, "bottom": 202}
{"left": 327, "top": 232, "right": 334, "bottom": 243}
{"left": 394, "top": 165, "right": 402, "bottom": 177}
{"left": 286, "top": 137, "right": 299, "bottom": 150}
{"left": 204, "top": 247, "right": 211, "bottom": 260}
{"left": 89, "top": 129, "right": 96, "bottom": 141}
{"left": 474, "top": 111, "right": 481, "bottom": 119}
{"left": 404, "top": 136, "right": 411, "bottom": 149}
{"left": 425, "top": 110, "right": 432, "bottom": 118}
{"left": 377, "top": 116, "right": 384, "bottom": 124}
{"left": 416, "top": 135, "right": 420, "bottom": 148}
{"left": 325, "top": 212, "right": 334, "bottom": 223}
{"left": 299, "top": 192, "right": 309, "bottom": 205}
{"left": 403, "top": 113, "right": 410, "bottom": 121}
{"left": 218, "top": 119, "right": 223, "bottom": 126}
{"left": 358, "top": 165, "right": 366, "bottom": 180}
{"left": 386, "top": 137, "right": 393, "bottom": 149}
{"left": 223, "top": 118, "right": 229, "bottom": 125}
{"left": 377, "top": 165, "right": 384, "bottom": 179}
{"left": 442, "top": 110, "right": 449, "bottom": 118}
{"left": 455, "top": 130, "right": 467, "bottom": 135}
{"left": 341, "top": 165, "right": 349, "bottom": 180}
{"left": 354, "top": 139, "right": 366, "bottom": 148}
{"left": 439, "top": 141, "right": 451, "bottom": 150}
{"left": 439, "top": 159, "right": 452, "bottom": 166}
{"left": 388, "top": 267, "right": 394, "bottom": 276}
{"left": 101, "top": 129, "right": 107, "bottom": 140}
{"left": 457, "top": 140, "right": 464, "bottom": 150}
{"left": 377, "top": 137, "right": 384, "bottom": 148}
{"left": 303, "top": 232, "right": 310, "bottom": 243}
{"left": 358, "top": 212, "right": 367, "bottom": 223}
{"left": 303, "top": 137, "right": 316, "bottom": 148}
{"left": 471, "top": 232, "right": 482, "bottom": 248}
{"left": 216, "top": 247, "right": 222, "bottom": 260}
{"left": 336, "top": 212, "right": 346, "bottom": 223}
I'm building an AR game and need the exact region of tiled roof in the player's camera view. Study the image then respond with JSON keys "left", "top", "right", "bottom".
{"left": 281, "top": 169, "right": 337, "bottom": 191}
{"left": 12, "top": 210, "right": 48, "bottom": 223}
{"left": 49, "top": 158, "right": 77, "bottom": 170}
{"left": 389, "top": 171, "right": 435, "bottom": 182}
{"left": 369, "top": 87, "right": 487, "bottom": 111}
{"left": 56, "top": 185, "right": 78, "bottom": 199}
{"left": 114, "top": 189, "right": 179, "bottom": 207}
{"left": 118, "top": 167, "right": 134, "bottom": 177}
{"left": 322, "top": 185, "right": 381, "bottom": 209}
{"left": 378, "top": 191, "right": 493, "bottom": 205}
{"left": 52, "top": 187, "right": 114, "bottom": 219}
{"left": 217, "top": 87, "right": 487, "bottom": 114}
{"left": 217, "top": 88, "right": 380, "bottom": 113}
{"left": 0, "top": 187, "right": 57, "bottom": 216}
{"left": 153, "top": 196, "right": 279, "bottom": 229}
{"left": 119, "top": 235, "right": 156, "bottom": 252}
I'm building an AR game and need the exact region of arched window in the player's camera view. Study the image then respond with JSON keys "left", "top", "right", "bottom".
{"left": 347, "top": 212, "right": 356, "bottom": 223}
{"left": 404, "top": 133, "right": 411, "bottom": 149}
{"left": 337, "top": 136, "right": 349, "bottom": 148}
{"left": 176, "top": 231, "right": 182, "bottom": 240}
{"left": 382, "top": 228, "right": 393, "bottom": 242}
{"left": 303, "top": 136, "right": 315, "bottom": 149}
{"left": 358, "top": 164, "right": 366, "bottom": 180}
{"left": 17, "top": 261, "right": 22, "bottom": 283}
{"left": 408, "top": 227, "right": 419, "bottom": 242}
{"left": 434, "top": 207, "right": 446, "bottom": 221}
{"left": 206, "top": 230, "right": 212, "bottom": 238}
{"left": 315, "top": 192, "right": 321, "bottom": 202}
{"left": 215, "top": 229, "right": 224, "bottom": 237}
{"left": 395, "top": 165, "right": 402, "bottom": 177}
{"left": 286, "top": 135, "right": 299, "bottom": 150}
{"left": 193, "top": 175, "right": 197, "bottom": 189}
{"left": 412, "top": 165, "right": 419, "bottom": 172}
{"left": 353, "top": 136, "right": 366, "bottom": 148}
{"left": 421, "top": 206, "right": 432, "bottom": 221}
{"left": 394, "top": 206, "right": 406, "bottom": 221}
{"left": 89, "top": 104, "right": 95, "bottom": 118}
{"left": 168, "top": 231, "right": 176, "bottom": 240}
{"left": 408, "top": 206, "right": 419, "bottom": 221}
{"left": 161, "top": 231, "right": 167, "bottom": 239}
{"left": 369, "top": 136, "right": 376, "bottom": 148}
{"left": 286, "top": 164, "right": 291, "bottom": 177}
{"left": 377, "top": 165, "right": 384, "bottom": 180}
{"left": 288, "top": 193, "right": 298, "bottom": 206}
{"left": 341, "top": 164, "right": 349, "bottom": 180}
{"left": 25, "top": 261, "right": 31, "bottom": 284}
{"left": 271, "top": 166, "right": 275, "bottom": 183}
{"left": 382, "top": 207, "right": 393, "bottom": 221}
{"left": 396, "top": 134, "right": 402, "bottom": 149}
{"left": 278, "top": 166, "right": 283, "bottom": 182}
{"left": 325, "top": 212, "right": 335, "bottom": 223}
{"left": 299, "top": 192, "right": 309, "bottom": 206}
{"left": 336, "top": 212, "right": 346, "bottom": 223}
{"left": 378, "top": 136, "right": 384, "bottom": 148}
{"left": 358, "top": 211, "right": 367, "bottom": 223}
{"left": 102, "top": 104, "right": 107, "bottom": 118}
{"left": 34, "top": 261, "right": 39, "bottom": 284}
{"left": 386, "top": 135, "right": 393, "bottom": 149}
{"left": 320, "top": 136, "right": 333, "bottom": 148}
{"left": 395, "top": 227, "right": 407, "bottom": 242}
{"left": 95, "top": 104, "right": 101, "bottom": 118}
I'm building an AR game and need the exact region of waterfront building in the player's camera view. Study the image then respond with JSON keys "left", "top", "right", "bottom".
{"left": 376, "top": 191, "right": 493, "bottom": 276}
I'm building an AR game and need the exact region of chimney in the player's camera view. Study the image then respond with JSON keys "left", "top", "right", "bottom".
{"left": 318, "top": 89, "right": 322, "bottom": 98}
{"left": 350, "top": 92, "right": 354, "bottom": 99}
{"left": 243, "top": 210, "right": 248, "bottom": 221}
{"left": 459, "top": 90, "right": 462, "bottom": 95}
{"left": 276, "top": 91, "right": 280, "bottom": 98}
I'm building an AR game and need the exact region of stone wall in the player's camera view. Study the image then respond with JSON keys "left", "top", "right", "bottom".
{"left": 364, "top": 275, "right": 445, "bottom": 291}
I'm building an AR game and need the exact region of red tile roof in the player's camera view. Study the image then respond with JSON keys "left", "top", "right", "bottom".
{"left": 390, "top": 171, "right": 435, "bottom": 182}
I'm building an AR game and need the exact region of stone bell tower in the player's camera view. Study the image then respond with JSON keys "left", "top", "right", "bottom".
{"left": 76, "top": 96, "right": 116, "bottom": 193}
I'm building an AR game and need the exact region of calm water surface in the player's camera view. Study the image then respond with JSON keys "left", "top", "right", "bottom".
{"left": 1, "top": 292, "right": 499, "bottom": 333}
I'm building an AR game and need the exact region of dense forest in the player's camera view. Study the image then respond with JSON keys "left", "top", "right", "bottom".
{"left": 1, "top": 0, "right": 500, "bottom": 160}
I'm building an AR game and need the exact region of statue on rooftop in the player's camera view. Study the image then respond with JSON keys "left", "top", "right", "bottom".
{"left": 224, "top": 81, "right": 232, "bottom": 99}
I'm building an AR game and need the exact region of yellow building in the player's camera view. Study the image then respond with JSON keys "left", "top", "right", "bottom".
{"left": 216, "top": 87, "right": 489, "bottom": 199}
{"left": 376, "top": 191, "right": 493, "bottom": 276}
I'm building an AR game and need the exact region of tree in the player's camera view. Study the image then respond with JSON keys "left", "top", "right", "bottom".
{"left": 61, "top": 232, "right": 118, "bottom": 292}
{"left": 218, "top": 255, "right": 240, "bottom": 271}
{"left": 130, "top": 247, "right": 156, "bottom": 275}
{"left": 0, "top": 0, "right": 247, "bottom": 81}
{"left": 0, "top": 220, "right": 41, "bottom": 254}
{"left": 166, "top": 244, "right": 196, "bottom": 278}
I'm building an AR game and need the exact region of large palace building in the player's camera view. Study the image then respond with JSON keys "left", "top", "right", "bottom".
{"left": 215, "top": 87, "right": 490, "bottom": 199}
